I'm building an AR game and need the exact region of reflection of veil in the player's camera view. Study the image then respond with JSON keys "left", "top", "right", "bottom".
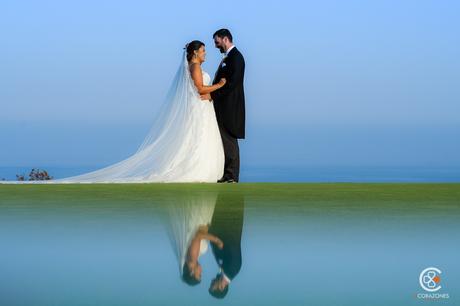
{"left": 1, "top": 52, "right": 202, "bottom": 184}
{"left": 166, "top": 191, "right": 218, "bottom": 275}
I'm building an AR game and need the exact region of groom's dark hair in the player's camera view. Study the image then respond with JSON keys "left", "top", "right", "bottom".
{"left": 209, "top": 274, "right": 229, "bottom": 299}
{"left": 213, "top": 29, "right": 233, "bottom": 42}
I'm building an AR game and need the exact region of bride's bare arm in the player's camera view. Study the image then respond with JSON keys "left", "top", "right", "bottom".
{"left": 190, "top": 63, "right": 226, "bottom": 95}
{"left": 198, "top": 232, "right": 223, "bottom": 249}
{"left": 187, "top": 228, "right": 223, "bottom": 261}
{"left": 187, "top": 231, "right": 203, "bottom": 261}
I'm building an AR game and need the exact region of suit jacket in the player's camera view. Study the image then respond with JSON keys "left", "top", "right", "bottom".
{"left": 211, "top": 47, "right": 246, "bottom": 139}
{"left": 209, "top": 193, "right": 245, "bottom": 280}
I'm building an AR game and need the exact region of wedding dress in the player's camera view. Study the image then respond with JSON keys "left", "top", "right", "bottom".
{"left": 1, "top": 52, "right": 224, "bottom": 183}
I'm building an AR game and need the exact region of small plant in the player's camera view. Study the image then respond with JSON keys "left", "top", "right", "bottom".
{"left": 16, "top": 168, "right": 53, "bottom": 181}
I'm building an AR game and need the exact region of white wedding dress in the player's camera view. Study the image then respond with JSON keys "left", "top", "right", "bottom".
{"left": 1, "top": 53, "right": 224, "bottom": 183}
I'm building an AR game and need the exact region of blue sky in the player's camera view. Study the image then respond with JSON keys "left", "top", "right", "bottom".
{"left": 1, "top": 0, "right": 459, "bottom": 170}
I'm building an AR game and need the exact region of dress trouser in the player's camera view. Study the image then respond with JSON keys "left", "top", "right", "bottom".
{"left": 218, "top": 124, "right": 240, "bottom": 181}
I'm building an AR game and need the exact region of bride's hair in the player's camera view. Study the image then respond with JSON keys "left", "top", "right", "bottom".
{"left": 185, "top": 40, "right": 205, "bottom": 62}
{"left": 182, "top": 263, "right": 200, "bottom": 286}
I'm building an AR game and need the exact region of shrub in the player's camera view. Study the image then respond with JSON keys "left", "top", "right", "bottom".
{"left": 16, "top": 168, "right": 53, "bottom": 181}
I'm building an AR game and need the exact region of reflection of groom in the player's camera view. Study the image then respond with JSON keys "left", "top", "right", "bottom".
{"left": 208, "top": 193, "right": 245, "bottom": 299}
{"left": 211, "top": 28, "right": 245, "bottom": 183}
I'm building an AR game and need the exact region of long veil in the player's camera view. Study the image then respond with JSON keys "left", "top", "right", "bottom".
{"left": 2, "top": 51, "right": 202, "bottom": 184}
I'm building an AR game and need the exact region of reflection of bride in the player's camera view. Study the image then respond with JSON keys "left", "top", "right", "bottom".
{"left": 166, "top": 191, "right": 223, "bottom": 286}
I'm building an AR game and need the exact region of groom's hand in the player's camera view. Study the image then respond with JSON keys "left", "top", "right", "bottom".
{"left": 215, "top": 239, "right": 224, "bottom": 249}
{"left": 200, "top": 93, "right": 212, "bottom": 101}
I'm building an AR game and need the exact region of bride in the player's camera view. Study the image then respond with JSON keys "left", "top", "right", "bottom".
{"left": 1, "top": 41, "right": 226, "bottom": 183}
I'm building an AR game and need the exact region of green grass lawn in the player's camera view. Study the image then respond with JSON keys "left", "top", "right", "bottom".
{"left": 1, "top": 183, "right": 459, "bottom": 212}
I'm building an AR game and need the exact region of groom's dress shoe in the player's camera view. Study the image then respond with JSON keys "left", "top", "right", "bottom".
{"left": 217, "top": 177, "right": 238, "bottom": 183}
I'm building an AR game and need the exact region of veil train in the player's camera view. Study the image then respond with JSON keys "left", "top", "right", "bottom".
{"left": 1, "top": 52, "right": 205, "bottom": 184}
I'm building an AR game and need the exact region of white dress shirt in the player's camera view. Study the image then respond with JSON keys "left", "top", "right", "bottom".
{"left": 224, "top": 45, "right": 235, "bottom": 58}
{"left": 220, "top": 267, "right": 231, "bottom": 283}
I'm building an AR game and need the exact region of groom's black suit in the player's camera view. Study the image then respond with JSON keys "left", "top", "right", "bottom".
{"left": 211, "top": 47, "right": 245, "bottom": 182}
{"left": 209, "top": 193, "right": 245, "bottom": 281}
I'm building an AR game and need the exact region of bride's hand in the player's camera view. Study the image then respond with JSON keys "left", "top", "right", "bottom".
{"left": 218, "top": 78, "right": 226, "bottom": 87}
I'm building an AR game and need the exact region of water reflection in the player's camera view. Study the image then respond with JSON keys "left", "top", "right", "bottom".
{"left": 208, "top": 193, "right": 244, "bottom": 299}
{"left": 167, "top": 191, "right": 217, "bottom": 284}
{"left": 166, "top": 190, "right": 245, "bottom": 299}
{"left": 0, "top": 184, "right": 458, "bottom": 305}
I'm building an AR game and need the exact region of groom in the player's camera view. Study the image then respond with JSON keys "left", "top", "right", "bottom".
{"left": 211, "top": 29, "right": 246, "bottom": 183}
